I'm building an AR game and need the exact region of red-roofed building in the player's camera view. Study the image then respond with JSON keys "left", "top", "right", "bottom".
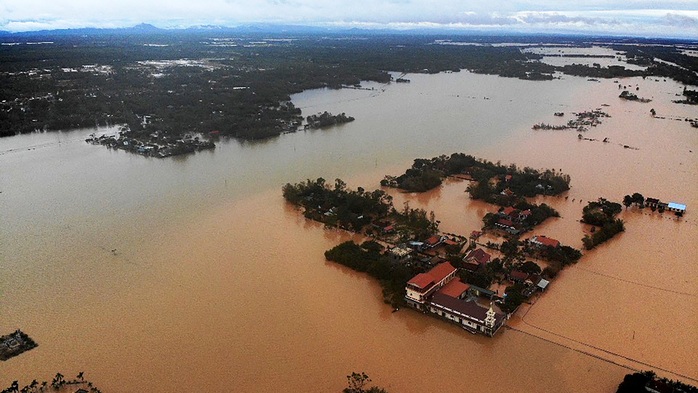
{"left": 464, "top": 248, "right": 491, "bottom": 266}
{"left": 424, "top": 235, "right": 444, "bottom": 248}
{"left": 509, "top": 270, "right": 530, "bottom": 283}
{"left": 495, "top": 218, "right": 518, "bottom": 234}
{"left": 531, "top": 235, "right": 560, "bottom": 248}
{"left": 518, "top": 209, "right": 532, "bottom": 222}
{"left": 405, "top": 262, "right": 457, "bottom": 306}
{"left": 429, "top": 293, "right": 507, "bottom": 336}
{"left": 501, "top": 206, "right": 518, "bottom": 217}
{"left": 438, "top": 278, "right": 470, "bottom": 299}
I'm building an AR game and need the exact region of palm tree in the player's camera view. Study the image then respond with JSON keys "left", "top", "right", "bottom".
{"left": 76, "top": 372, "right": 84, "bottom": 382}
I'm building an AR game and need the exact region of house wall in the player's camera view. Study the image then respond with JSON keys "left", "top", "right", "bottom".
{"left": 406, "top": 287, "right": 426, "bottom": 303}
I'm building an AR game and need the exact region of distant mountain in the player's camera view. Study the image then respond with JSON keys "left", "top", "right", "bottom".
{"left": 0, "top": 23, "right": 695, "bottom": 44}
{"left": 0, "top": 24, "right": 164, "bottom": 38}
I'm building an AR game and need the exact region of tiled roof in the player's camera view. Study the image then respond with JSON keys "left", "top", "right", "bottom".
{"left": 428, "top": 262, "right": 456, "bottom": 283}
{"left": 465, "top": 248, "right": 491, "bottom": 265}
{"left": 532, "top": 235, "right": 560, "bottom": 248}
{"left": 438, "top": 278, "right": 470, "bottom": 298}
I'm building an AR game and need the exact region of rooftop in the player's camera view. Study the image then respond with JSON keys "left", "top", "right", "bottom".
{"left": 407, "top": 273, "right": 435, "bottom": 290}
{"left": 430, "top": 293, "right": 505, "bottom": 325}
{"left": 668, "top": 202, "right": 686, "bottom": 211}
{"left": 428, "top": 262, "right": 457, "bottom": 283}
{"left": 465, "top": 248, "right": 491, "bottom": 265}
{"left": 438, "top": 278, "right": 471, "bottom": 299}
{"left": 531, "top": 235, "right": 560, "bottom": 248}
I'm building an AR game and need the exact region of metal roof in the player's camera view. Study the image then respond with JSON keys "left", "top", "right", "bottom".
{"left": 667, "top": 202, "right": 686, "bottom": 211}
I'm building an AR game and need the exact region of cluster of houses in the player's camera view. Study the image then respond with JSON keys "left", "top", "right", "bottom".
{"left": 644, "top": 198, "right": 687, "bottom": 216}
{"left": 494, "top": 206, "right": 532, "bottom": 235}
{"left": 85, "top": 132, "right": 215, "bottom": 158}
{"left": 404, "top": 262, "right": 507, "bottom": 336}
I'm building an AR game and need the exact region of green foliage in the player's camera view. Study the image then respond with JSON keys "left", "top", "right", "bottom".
{"left": 305, "top": 111, "right": 354, "bottom": 129}
{"left": 583, "top": 219, "right": 625, "bottom": 250}
{"left": 517, "top": 261, "right": 542, "bottom": 275}
{"left": 501, "top": 284, "right": 526, "bottom": 313}
{"left": 395, "top": 202, "right": 439, "bottom": 239}
{"left": 538, "top": 245, "right": 583, "bottom": 266}
{"left": 616, "top": 371, "right": 697, "bottom": 393}
{"left": 344, "top": 372, "right": 389, "bottom": 393}
{"left": 283, "top": 178, "right": 392, "bottom": 231}
{"left": 325, "top": 241, "right": 414, "bottom": 307}
{"left": 582, "top": 198, "right": 623, "bottom": 226}
{"left": 459, "top": 270, "right": 493, "bottom": 289}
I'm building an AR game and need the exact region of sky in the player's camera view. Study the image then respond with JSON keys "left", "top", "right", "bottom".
{"left": 1, "top": 0, "right": 697, "bottom": 38}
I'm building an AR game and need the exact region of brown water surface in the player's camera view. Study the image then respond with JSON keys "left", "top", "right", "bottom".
{"left": 1, "top": 70, "right": 696, "bottom": 391}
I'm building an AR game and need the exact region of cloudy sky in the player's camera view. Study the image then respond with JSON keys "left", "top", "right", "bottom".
{"left": 1, "top": 0, "right": 697, "bottom": 37}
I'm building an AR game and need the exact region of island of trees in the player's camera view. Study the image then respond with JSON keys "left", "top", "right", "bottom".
{"left": 581, "top": 198, "right": 625, "bottom": 250}
{"left": 381, "top": 153, "right": 570, "bottom": 196}
{"left": 305, "top": 111, "right": 355, "bottom": 129}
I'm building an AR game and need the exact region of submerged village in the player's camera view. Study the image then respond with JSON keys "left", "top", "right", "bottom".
{"left": 282, "top": 152, "right": 688, "bottom": 338}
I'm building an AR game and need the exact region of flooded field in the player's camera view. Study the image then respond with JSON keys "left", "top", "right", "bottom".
{"left": 1, "top": 68, "right": 696, "bottom": 392}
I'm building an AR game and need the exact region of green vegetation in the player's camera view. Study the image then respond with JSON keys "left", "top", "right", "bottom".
{"left": 623, "top": 192, "right": 645, "bottom": 209}
{"left": 501, "top": 283, "right": 526, "bottom": 314}
{"left": 2, "top": 371, "right": 102, "bottom": 393}
{"left": 325, "top": 241, "right": 415, "bottom": 307}
{"left": 581, "top": 197, "right": 622, "bottom": 226}
{"left": 305, "top": 111, "right": 354, "bottom": 129}
{"left": 616, "top": 370, "right": 697, "bottom": 393}
{"left": 344, "top": 372, "right": 388, "bottom": 393}
{"left": 382, "top": 153, "right": 571, "bottom": 200}
{"left": 282, "top": 178, "right": 392, "bottom": 231}
{"left": 282, "top": 178, "right": 439, "bottom": 238}
{"left": 673, "top": 87, "right": 698, "bottom": 105}
{"left": 2, "top": 32, "right": 696, "bottom": 153}
{"left": 581, "top": 198, "right": 625, "bottom": 250}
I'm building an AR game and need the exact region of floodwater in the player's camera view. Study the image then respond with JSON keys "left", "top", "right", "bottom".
{"left": 1, "top": 69, "right": 696, "bottom": 392}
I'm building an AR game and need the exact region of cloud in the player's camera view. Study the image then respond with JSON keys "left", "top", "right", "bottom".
{"left": 663, "top": 12, "right": 698, "bottom": 27}
{"left": 0, "top": 0, "right": 696, "bottom": 37}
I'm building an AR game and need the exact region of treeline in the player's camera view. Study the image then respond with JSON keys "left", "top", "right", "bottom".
{"left": 581, "top": 198, "right": 625, "bottom": 250}
{"left": 617, "top": 370, "right": 697, "bottom": 393}
{"left": 282, "top": 178, "right": 392, "bottom": 231}
{"left": 282, "top": 178, "right": 439, "bottom": 238}
{"left": 3, "top": 33, "right": 696, "bottom": 141}
{"left": 382, "top": 153, "right": 571, "bottom": 199}
{"left": 325, "top": 241, "right": 416, "bottom": 306}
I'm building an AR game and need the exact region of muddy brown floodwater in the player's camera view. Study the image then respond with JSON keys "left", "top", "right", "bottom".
{"left": 1, "top": 69, "right": 696, "bottom": 392}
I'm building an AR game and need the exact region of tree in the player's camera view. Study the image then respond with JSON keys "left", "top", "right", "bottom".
{"left": 623, "top": 195, "right": 633, "bottom": 210}
{"left": 631, "top": 192, "right": 644, "bottom": 207}
{"left": 343, "top": 372, "right": 388, "bottom": 393}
